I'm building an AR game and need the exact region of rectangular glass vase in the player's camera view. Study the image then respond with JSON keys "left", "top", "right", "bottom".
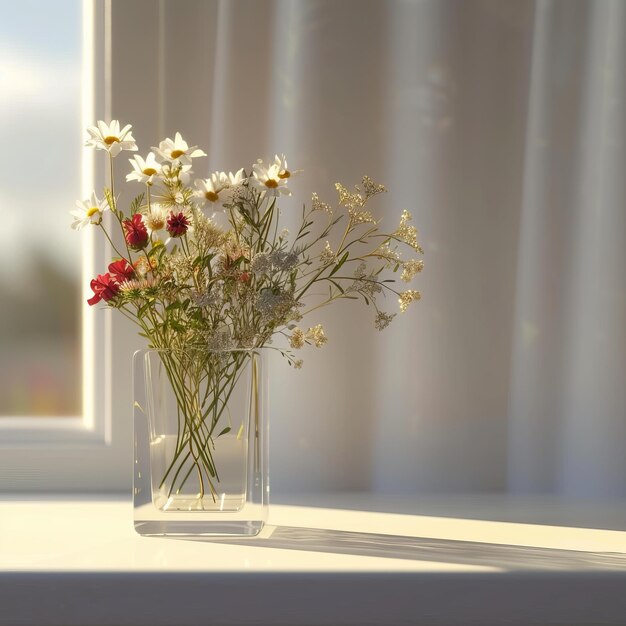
{"left": 133, "top": 348, "right": 268, "bottom": 536}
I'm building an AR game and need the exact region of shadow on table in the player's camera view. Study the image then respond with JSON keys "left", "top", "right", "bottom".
{"left": 177, "top": 525, "right": 626, "bottom": 572}
{"left": 270, "top": 494, "right": 626, "bottom": 532}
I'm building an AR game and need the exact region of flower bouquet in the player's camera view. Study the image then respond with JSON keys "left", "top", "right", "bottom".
{"left": 74, "top": 120, "right": 423, "bottom": 535}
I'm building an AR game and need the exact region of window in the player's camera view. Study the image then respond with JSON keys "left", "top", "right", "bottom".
{"left": 0, "top": 1, "right": 133, "bottom": 491}
{"left": 0, "top": 0, "right": 83, "bottom": 418}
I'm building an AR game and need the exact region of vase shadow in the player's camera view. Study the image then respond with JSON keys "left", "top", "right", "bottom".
{"left": 269, "top": 494, "right": 626, "bottom": 532}
{"left": 174, "top": 525, "right": 626, "bottom": 572}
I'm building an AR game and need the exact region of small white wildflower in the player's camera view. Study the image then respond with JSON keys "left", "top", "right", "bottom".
{"left": 376, "top": 242, "right": 402, "bottom": 266}
{"left": 250, "top": 252, "right": 272, "bottom": 276}
{"left": 289, "top": 328, "right": 305, "bottom": 349}
{"left": 270, "top": 250, "right": 299, "bottom": 272}
{"left": 374, "top": 311, "right": 396, "bottom": 331}
{"left": 401, "top": 259, "right": 424, "bottom": 282}
{"left": 398, "top": 290, "right": 421, "bottom": 313}
{"left": 305, "top": 324, "right": 327, "bottom": 348}
{"left": 335, "top": 182, "right": 363, "bottom": 209}
{"left": 396, "top": 210, "right": 423, "bottom": 253}
{"left": 320, "top": 241, "right": 335, "bottom": 264}
{"left": 311, "top": 192, "right": 332, "bottom": 214}
{"left": 361, "top": 176, "right": 386, "bottom": 198}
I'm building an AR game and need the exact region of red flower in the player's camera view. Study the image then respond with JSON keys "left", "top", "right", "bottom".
{"left": 166, "top": 211, "right": 190, "bottom": 238}
{"left": 123, "top": 214, "right": 149, "bottom": 250}
{"left": 87, "top": 273, "right": 120, "bottom": 306}
{"left": 108, "top": 259, "right": 135, "bottom": 283}
{"left": 238, "top": 271, "right": 251, "bottom": 283}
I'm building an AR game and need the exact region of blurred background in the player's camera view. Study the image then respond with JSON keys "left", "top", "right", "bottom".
{"left": 0, "top": 1, "right": 82, "bottom": 416}
{"left": 1, "top": 0, "right": 624, "bottom": 497}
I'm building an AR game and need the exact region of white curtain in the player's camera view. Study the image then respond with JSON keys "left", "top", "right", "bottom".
{"left": 155, "top": 0, "right": 626, "bottom": 497}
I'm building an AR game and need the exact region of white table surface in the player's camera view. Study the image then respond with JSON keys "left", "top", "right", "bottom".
{"left": 1, "top": 493, "right": 626, "bottom": 625}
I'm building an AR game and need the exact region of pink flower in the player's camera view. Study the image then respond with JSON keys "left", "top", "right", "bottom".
{"left": 87, "top": 273, "right": 120, "bottom": 306}
{"left": 123, "top": 214, "right": 149, "bottom": 250}
{"left": 166, "top": 212, "right": 190, "bottom": 238}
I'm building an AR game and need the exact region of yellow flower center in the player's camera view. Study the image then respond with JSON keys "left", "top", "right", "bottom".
{"left": 265, "top": 179, "right": 279, "bottom": 189}
{"left": 86, "top": 207, "right": 100, "bottom": 217}
{"left": 147, "top": 216, "right": 165, "bottom": 230}
{"left": 205, "top": 191, "right": 219, "bottom": 202}
{"left": 104, "top": 136, "right": 120, "bottom": 145}
{"left": 143, "top": 167, "right": 157, "bottom": 176}
{"left": 170, "top": 149, "right": 185, "bottom": 159}
{"left": 278, "top": 170, "right": 291, "bottom": 179}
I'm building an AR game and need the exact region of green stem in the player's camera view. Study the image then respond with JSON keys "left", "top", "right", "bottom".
{"left": 99, "top": 223, "right": 128, "bottom": 263}
{"left": 157, "top": 351, "right": 251, "bottom": 500}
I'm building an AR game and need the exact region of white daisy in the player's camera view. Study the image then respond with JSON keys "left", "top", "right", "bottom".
{"left": 227, "top": 167, "right": 246, "bottom": 187}
{"left": 159, "top": 162, "right": 194, "bottom": 186}
{"left": 153, "top": 132, "right": 206, "bottom": 166}
{"left": 142, "top": 203, "right": 169, "bottom": 234}
{"left": 273, "top": 154, "right": 302, "bottom": 180}
{"left": 251, "top": 160, "right": 291, "bottom": 197}
{"left": 85, "top": 120, "right": 137, "bottom": 157}
{"left": 194, "top": 171, "right": 230, "bottom": 206}
{"left": 178, "top": 164, "right": 194, "bottom": 184}
{"left": 126, "top": 152, "right": 162, "bottom": 185}
{"left": 70, "top": 192, "right": 109, "bottom": 230}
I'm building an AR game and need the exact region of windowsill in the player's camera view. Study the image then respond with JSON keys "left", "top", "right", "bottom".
{"left": 1, "top": 493, "right": 626, "bottom": 625}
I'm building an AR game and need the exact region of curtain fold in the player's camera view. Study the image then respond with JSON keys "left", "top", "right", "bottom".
{"left": 161, "top": 0, "right": 626, "bottom": 496}
{"left": 509, "top": 0, "right": 626, "bottom": 496}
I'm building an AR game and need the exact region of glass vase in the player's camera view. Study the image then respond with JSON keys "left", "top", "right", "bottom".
{"left": 133, "top": 348, "right": 268, "bottom": 536}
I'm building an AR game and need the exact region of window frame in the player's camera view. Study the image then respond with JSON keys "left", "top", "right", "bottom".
{"left": 0, "top": 0, "right": 126, "bottom": 491}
